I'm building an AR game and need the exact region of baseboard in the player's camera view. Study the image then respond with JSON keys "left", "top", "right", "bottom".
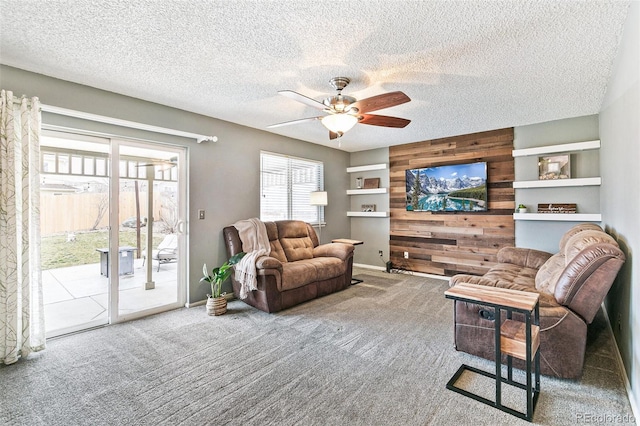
{"left": 185, "top": 292, "right": 236, "bottom": 308}
{"left": 600, "top": 302, "right": 639, "bottom": 420}
{"left": 185, "top": 300, "right": 206, "bottom": 308}
{"left": 354, "top": 263, "right": 450, "bottom": 283}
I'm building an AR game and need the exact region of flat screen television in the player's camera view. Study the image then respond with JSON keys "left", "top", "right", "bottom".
{"left": 405, "top": 161, "right": 487, "bottom": 212}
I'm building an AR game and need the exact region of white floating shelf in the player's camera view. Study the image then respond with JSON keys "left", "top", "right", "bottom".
{"left": 346, "top": 188, "right": 388, "bottom": 195}
{"left": 513, "top": 177, "right": 601, "bottom": 189}
{"left": 513, "top": 213, "right": 602, "bottom": 222}
{"left": 347, "top": 211, "right": 389, "bottom": 217}
{"left": 346, "top": 163, "right": 388, "bottom": 173}
{"left": 512, "top": 140, "right": 600, "bottom": 157}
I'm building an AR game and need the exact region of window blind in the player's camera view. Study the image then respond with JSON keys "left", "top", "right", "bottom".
{"left": 260, "top": 151, "right": 324, "bottom": 224}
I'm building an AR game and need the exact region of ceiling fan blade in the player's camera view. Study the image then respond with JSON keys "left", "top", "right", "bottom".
{"left": 329, "top": 131, "right": 340, "bottom": 140}
{"left": 278, "top": 90, "right": 327, "bottom": 110}
{"left": 352, "top": 91, "right": 411, "bottom": 114}
{"left": 359, "top": 114, "right": 411, "bottom": 128}
{"left": 267, "top": 116, "right": 322, "bottom": 128}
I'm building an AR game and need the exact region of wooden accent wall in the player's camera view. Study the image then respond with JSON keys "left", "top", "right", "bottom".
{"left": 389, "top": 128, "right": 515, "bottom": 277}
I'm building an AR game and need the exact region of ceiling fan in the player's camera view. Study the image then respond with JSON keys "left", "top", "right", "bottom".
{"left": 268, "top": 77, "right": 411, "bottom": 140}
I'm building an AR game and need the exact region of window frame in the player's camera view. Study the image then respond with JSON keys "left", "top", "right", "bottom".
{"left": 260, "top": 151, "right": 325, "bottom": 224}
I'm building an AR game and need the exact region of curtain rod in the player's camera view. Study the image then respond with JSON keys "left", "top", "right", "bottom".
{"left": 40, "top": 104, "right": 218, "bottom": 144}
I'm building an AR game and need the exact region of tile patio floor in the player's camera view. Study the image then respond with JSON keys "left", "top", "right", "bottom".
{"left": 43, "top": 258, "right": 179, "bottom": 337}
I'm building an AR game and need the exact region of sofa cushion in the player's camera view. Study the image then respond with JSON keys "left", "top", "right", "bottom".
{"left": 306, "top": 257, "right": 346, "bottom": 281}
{"left": 451, "top": 274, "right": 560, "bottom": 310}
{"left": 277, "top": 221, "right": 314, "bottom": 261}
{"left": 535, "top": 253, "right": 566, "bottom": 295}
{"left": 280, "top": 261, "right": 317, "bottom": 291}
{"left": 481, "top": 262, "right": 538, "bottom": 289}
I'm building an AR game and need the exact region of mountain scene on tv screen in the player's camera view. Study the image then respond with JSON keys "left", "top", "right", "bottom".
{"left": 405, "top": 162, "right": 487, "bottom": 212}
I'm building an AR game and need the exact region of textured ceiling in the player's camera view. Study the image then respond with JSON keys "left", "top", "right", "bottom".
{"left": 0, "top": 1, "right": 631, "bottom": 152}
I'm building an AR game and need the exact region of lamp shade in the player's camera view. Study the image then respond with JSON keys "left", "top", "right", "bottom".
{"left": 321, "top": 114, "right": 358, "bottom": 134}
{"left": 309, "top": 191, "right": 328, "bottom": 206}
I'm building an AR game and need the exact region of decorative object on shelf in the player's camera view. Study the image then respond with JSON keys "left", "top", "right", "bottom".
{"left": 363, "top": 178, "right": 380, "bottom": 189}
{"left": 310, "top": 191, "right": 328, "bottom": 243}
{"left": 538, "top": 154, "right": 571, "bottom": 180}
{"left": 201, "top": 251, "right": 246, "bottom": 316}
{"left": 537, "top": 203, "right": 577, "bottom": 214}
{"left": 518, "top": 204, "right": 527, "bottom": 213}
{"left": 355, "top": 177, "right": 363, "bottom": 189}
{"left": 361, "top": 204, "right": 376, "bottom": 212}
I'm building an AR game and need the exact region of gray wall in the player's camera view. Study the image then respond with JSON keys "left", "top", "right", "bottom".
{"left": 0, "top": 65, "right": 351, "bottom": 304}
{"left": 349, "top": 148, "right": 390, "bottom": 268}
{"left": 599, "top": 1, "right": 639, "bottom": 415}
{"left": 513, "top": 115, "right": 600, "bottom": 253}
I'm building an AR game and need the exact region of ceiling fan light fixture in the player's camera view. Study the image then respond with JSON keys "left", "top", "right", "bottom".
{"left": 272, "top": 77, "right": 411, "bottom": 140}
{"left": 321, "top": 114, "right": 358, "bottom": 134}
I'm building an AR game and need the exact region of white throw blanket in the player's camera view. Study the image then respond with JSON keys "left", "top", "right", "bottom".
{"left": 232, "top": 218, "right": 271, "bottom": 299}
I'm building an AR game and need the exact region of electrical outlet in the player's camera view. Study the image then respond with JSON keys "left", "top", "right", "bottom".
{"left": 198, "top": 209, "right": 205, "bottom": 220}
{"left": 403, "top": 251, "right": 409, "bottom": 259}
{"left": 378, "top": 250, "right": 383, "bottom": 257}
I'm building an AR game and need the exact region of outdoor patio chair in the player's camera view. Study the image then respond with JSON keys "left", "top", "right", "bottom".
{"left": 142, "top": 234, "right": 178, "bottom": 272}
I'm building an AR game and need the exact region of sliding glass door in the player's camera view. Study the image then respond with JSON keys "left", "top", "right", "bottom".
{"left": 41, "top": 131, "right": 187, "bottom": 337}
{"left": 113, "top": 140, "right": 186, "bottom": 322}
{"left": 40, "top": 132, "right": 111, "bottom": 336}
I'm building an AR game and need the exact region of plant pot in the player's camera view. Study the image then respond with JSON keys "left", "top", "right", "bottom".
{"left": 206, "top": 295, "right": 227, "bottom": 316}
{"left": 519, "top": 208, "right": 528, "bottom": 213}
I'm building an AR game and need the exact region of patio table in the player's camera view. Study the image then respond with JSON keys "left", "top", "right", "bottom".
{"left": 96, "top": 246, "right": 137, "bottom": 277}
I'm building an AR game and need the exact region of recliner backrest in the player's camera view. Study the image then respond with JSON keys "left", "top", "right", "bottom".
{"left": 276, "top": 220, "right": 314, "bottom": 262}
{"left": 558, "top": 223, "right": 604, "bottom": 252}
{"left": 264, "top": 221, "right": 288, "bottom": 262}
{"left": 551, "top": 229, "right": 625, "bottom": 324}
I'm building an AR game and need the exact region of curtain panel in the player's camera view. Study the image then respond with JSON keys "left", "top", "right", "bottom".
{"left": 0, "top": 89, "right": 45, "bottom": 364}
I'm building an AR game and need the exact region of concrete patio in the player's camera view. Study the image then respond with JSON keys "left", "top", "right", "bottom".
{"left": 43, "top": 258, "right": 179, "bottom": 337}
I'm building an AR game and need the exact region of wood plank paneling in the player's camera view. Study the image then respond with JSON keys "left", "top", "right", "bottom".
{"left": 389, "top": 128, "right": 515, "bottom": 277}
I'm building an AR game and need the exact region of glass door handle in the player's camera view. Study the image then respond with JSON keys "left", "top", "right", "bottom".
{"left": 177, "top": 220, "right": 186, "bottom": 235}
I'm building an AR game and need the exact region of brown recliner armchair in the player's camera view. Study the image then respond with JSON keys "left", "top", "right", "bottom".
{"left": 449, "top": 223, "right": 625, "bottom": 379}
{"left": 223, "top": 220, "right": 354, "bottom": 313}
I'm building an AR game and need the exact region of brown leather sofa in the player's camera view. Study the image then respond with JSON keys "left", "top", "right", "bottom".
{"left": 449, "top": 223, "right": 625, "bottom": 379}
{"left": 223, "top": 220, "right": 354, "bottom": 313}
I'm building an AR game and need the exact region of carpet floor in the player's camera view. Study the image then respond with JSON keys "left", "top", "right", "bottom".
{"left": 0, "top": 268, "right": 635, "bottom": 425}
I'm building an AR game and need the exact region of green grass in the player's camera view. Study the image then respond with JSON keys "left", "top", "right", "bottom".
{"left": 42, "top": 230, "right": 165, "bottom": 270}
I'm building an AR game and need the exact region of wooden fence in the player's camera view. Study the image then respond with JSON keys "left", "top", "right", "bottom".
{"left": 41, "top": 192, "right": 166, "bottom": 236}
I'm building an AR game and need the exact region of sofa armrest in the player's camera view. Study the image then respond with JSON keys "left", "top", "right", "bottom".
{"left": 313, "top": 243, "right": 354, "bottom": 261}
{"left": 255, "top": 255, "right": 283, "bottom": 271}
{"left": 497, "top": 247, "right": 552, "bottom": 269}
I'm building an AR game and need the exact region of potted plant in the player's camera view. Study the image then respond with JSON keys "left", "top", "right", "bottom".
{"left": 518, "top": 204, "right": 528, "bottom": 213}
{"left": 201, "top": 252, "right": 246, "bottom": 316}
